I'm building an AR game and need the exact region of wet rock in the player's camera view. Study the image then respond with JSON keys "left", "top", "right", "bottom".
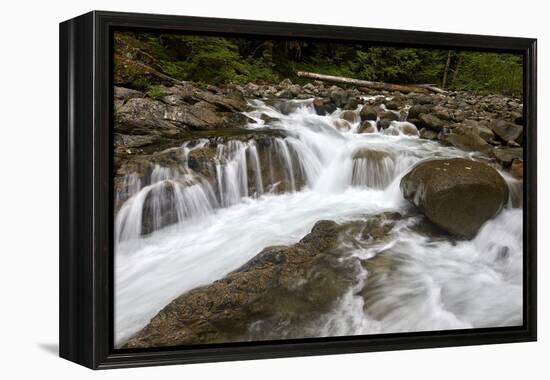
{"left": 392, "top": 121, "right": 419, "bottom": 136}
{"left": 430, "top": 105, "right": 452, "bottom": 121}
{"left": 260, "top": 113, "right": 279, "bottom": 124}
{"left": 442, "top": 123, "right": 492, "bottom": 152}
{"left": 302, "top": 83, "right": 316, "bottom": 93}
{"left": 358, "top": 121, "right": 377, "bottom": 134}
{"left": 341, "top": 110, "right": 359, "bottom": 123}
{"left": 223, "top": 113, "right": 256, "bottom": 129}
{"left": 400, "top": 158, "right": 509, "bottom": 238}
{"left": 468, "top": 120, "right": 495, "bottom": 142}
{"left": 343, "top": 97, "right": 359, "bottom": 110}
{"left": 489, "top": 119, "right": 523, "bottom": 143}
{"left": 417, "top": 113, "right": 445, "bottom": 131}
{"left": 141, "top": 180, "right": 187, "bottom": 235}
{"left": 313, "top": 97, "right": 336, "bottom": 115}
{"left": 330, "top": 88, "right": 351, "bottom": 108}
{"left": 492, "top": 147, "right": 523, "bottom": 166}
{"left": 412, "top": 94, "right": 435, "bottom": 105}
{"left": 380, "top": 111, "right": 399, "bottom": 122}
{"left": 276, "top": 88, "right": 296, "bottom": 99}
{"left": 385, "top": 96, "right": 406, "bottom": 110}
{"left": 382, "top": 125, "right": 400, "bottom": 136}
{"left": 187, "top": 146, "right": 217, "bottom": 178}
{"left": 419, "top": 128, "right": 438, "bottom": 140}
{"left": 514, "top": 113, "right": 524, "bottom": 126}
{"left": 266, "top": 99, "right": 306, "bottom": 115}
{"left": 510, "top": 159, "right": 523, "bottom": 179}
{"left": 359, "top": 105, "right": 380, "bottom": 121}
{"left": 407, "top": 104, "right": 432, "bottom": 119}
{"left": 333, "top": 119, "right": 351, "bottom": 131}
{"left": 357, "top": 212, "right": 401, "bottom": 241}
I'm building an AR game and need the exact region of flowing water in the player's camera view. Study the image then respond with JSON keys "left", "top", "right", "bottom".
{"left": 114, "top": 98, "right": 523, "bottom": 346}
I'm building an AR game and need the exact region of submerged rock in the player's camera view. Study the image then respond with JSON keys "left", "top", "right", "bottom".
{"left": 341, "top": 110, "right": 359, "bottom": 123}
{"left": 358, "top": 121, "right": 377, "bottom": 134}
{"left": 400, "top": 158, "right": 509, "bottom": 238}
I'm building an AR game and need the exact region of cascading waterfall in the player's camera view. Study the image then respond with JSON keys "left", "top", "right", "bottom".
{"left": 115, "top": 98, "right": 523, "bottom": 346}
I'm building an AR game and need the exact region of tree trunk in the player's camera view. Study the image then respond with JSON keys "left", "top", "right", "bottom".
{"left": 451, "top": 54, "right": 463, "bottom": 86}
{"left": 295, "top": 71, "right": 445, "bottom": 94}
{"left": 442, "top": 50, "right": 452, "bottom": 89}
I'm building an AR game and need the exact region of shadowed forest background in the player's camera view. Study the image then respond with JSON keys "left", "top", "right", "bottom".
{"left": 114, "top": 32, "right": 523, "bottom": 96}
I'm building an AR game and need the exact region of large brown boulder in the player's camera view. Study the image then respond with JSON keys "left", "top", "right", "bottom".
{"left": 400, "top": 158, "right": 509, "bottom": 238}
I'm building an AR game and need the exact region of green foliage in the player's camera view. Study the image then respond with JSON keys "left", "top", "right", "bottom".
{"left": 129, "top": 76, "right": 154, "bottom": 91}
{"left": 452, "top": 53, "right": 523, "bottom": 96}
{"left": 147, "top": 85, "right": 166, "bottom": 100}
{"left": 355, "top": 48, "right": 423, "bottom": 82}
{"left": 114, "top": 32, "right": 523, "bottom": 96}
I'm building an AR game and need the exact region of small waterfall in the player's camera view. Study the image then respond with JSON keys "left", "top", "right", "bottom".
{"left": 116, "top": 172, "right": 141, "bottom": 208}
{"left": 115, "top": 178, "right": 218, "bottom": 243}
{"left": 115, "top": 136, "right": 319, "bottom": 240}
{"left": 285, "top": 137, "right": 323, "bottom": 187}
{"left": 274, "top": 138, "right": 297, "bottom": 192}
{"left": 500, "top": 171, "right": 523, "bottom": 208}
{"left": 350, "top": 148, "right": 397, "bottom": 189}
{"left": 114, "top": 99, "right": 427, "bottom": 241}
{"left": 216, "top": 141, "right": 249, "bottom": 207}
{"left": 247, "top": 143, "right": 264, "bottom": 196}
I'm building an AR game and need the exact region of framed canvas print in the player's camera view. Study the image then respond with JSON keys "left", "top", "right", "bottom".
{"left": 59, "top": 11, "right": 537, "bottom": 369}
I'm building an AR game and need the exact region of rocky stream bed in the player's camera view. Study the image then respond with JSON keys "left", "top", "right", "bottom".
{"left": 113, "top": 79, "right": 524, "bottom": 348}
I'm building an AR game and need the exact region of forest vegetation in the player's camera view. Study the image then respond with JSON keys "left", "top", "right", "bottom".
{"left": 114, "top": 32, "right": 523, "bottom": 96}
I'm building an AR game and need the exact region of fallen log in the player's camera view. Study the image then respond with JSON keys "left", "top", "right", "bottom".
{"left": 295, "top": 70, "right": 445, "bottom": 94}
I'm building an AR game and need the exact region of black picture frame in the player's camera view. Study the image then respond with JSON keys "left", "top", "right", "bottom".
{"left": 59, "top": 10, "right": 537, "bottom": 369}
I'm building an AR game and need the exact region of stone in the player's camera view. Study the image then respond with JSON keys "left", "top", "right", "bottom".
{"left": 492, "top": 147, "right": 523, "bottom": 166}
{"left": 358, "top": 121, "right": 377, "bottom": 133}
{"left": 407, "top": 104, "right": 432, "bottom": 119}
{"left": 417, "top": 113, "right": 445, "bottom": 131}
{"left": 313, "top": 97, "right": 336, "bottom": 115}
{"left": 400, "top": 158, "right": 509, "bottom": 237}
{"left": 510, "top": 159, "right": 523, "bottom": 179}
{"left": 359, "top": 105, "right": 380, "bottom": 121}
{"left": 489, "top": 119, "right": 523, "bottom": 142}
{"left": 341, "top": 110, "right": 359, "bottom": 124}
{"left": 419, "top": 128, "right": 438, "bottom": 140}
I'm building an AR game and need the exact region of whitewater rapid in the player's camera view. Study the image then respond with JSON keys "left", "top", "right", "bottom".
{"left": 115, "top": 98, "right": 522, "bottom": 346}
